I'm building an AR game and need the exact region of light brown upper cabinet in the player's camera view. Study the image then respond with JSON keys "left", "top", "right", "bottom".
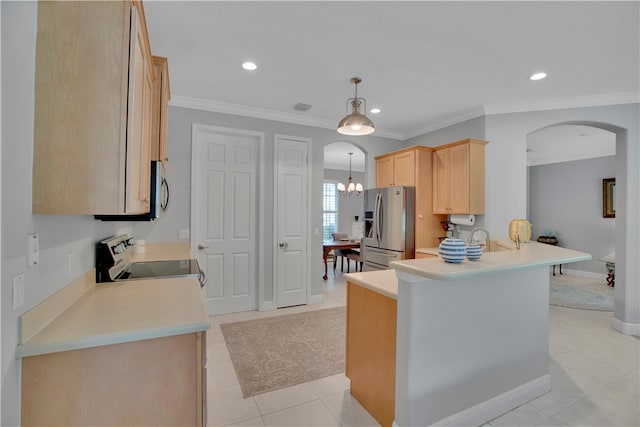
{"left": 375, "top": 149, "right": 416, "bottom": 187}
{"left": 432, "top": 138, "right": 488, "bottom": 215}
{"left": 32, "top": 1, "right": 155, "bottom": 215}
{"left": 376, "top": 146, "right": 447, "bottom": 249}
{"left": 151, "top": 56, "right": 170, "bottom": 165}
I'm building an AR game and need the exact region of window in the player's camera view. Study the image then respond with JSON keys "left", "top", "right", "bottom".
{"left": 323, "top": 181, "right": 338, "bottom": 240}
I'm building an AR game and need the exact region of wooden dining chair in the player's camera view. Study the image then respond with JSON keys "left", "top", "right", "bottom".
{"left": 346, "top": 239, "right": 364, "bottom": 272}
{"left": 331, "top": 232, "right": 355, "bottom": 272}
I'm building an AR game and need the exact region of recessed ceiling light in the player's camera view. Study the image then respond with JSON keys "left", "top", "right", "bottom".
{"left": 370, "top": 108, "right": 381, "bottom": 114}
{"left": 242, "top": 61, "right": 257, "bottom": 71}
{"left": 529, "top": 72, "right": 547, "bottom": 81}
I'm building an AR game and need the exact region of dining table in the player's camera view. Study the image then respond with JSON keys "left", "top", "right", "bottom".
{"left": 322, "top": 239, "right": 360, "bottom": 280}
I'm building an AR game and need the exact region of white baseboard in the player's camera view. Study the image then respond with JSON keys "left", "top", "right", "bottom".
{"left": 259, "top": 301, "right": 275, "bottom": 311}
{"left": 612, "top": 317, "right": 640, "bottom": 336}
{"left": 427, "top": 375, "right": 551, "bottom": 427}
{"left": 308, "top": 294, "right": 324, "bottom": 305}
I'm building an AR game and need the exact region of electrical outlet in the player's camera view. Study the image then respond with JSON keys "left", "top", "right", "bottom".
{"left": 27, "top": 234, "right": 39, "bottom": 267}
{"left": 13, "top": 275, "right": 24, "bottom": 310}
{"left": 178, "top": 229, "right": 190, "bottom": 240}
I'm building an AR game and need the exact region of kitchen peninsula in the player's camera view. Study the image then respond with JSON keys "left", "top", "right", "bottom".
{"left": 345, "top": 241, "right": 591, "bottom": 427}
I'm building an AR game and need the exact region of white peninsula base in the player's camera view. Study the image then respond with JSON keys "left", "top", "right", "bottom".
{"left": 391, "top": 242, "right": 591, "bottom": 426}
{"left": 395, "top": 267, "right": 550, "bottom": 426}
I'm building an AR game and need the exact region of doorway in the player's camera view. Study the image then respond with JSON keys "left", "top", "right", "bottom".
{"left": 274, "top": 135, "right": 311, "bottom": 308}
{"left": 191, "top": 124, "right": 264, "bottom": 315}
{"left": 526, "top": 124, "right": 616, "bottom": 276}
{"left": 323, "top": 142, "right": 366, "bottom": 240}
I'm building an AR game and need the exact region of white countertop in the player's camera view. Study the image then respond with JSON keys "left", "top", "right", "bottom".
{"left": 392, "top": 241, "right": 591, "bottom": 281}
{"left": 344, "top": 269, "right": 398, "bottom": 299}
{"left": 16, "top": 244, "right": 209, "bottom": 358}
{"left": 416, "top": 247, "right": 440, "bottom": 255}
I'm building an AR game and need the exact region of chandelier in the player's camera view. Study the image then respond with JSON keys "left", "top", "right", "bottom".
{"left": 337, "top": 77, "right": 375, "bottom": 136}
{"left": 337, "top": 152, "right": 363, "bottom": 197}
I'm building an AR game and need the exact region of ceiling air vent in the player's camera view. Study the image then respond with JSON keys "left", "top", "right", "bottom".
{"left": 294, "top": 103, "right": 312, "bottom": 112}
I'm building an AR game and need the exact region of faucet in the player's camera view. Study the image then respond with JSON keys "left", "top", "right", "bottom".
{"left": 467, "top": 228, "right": 490, "bottom": 249}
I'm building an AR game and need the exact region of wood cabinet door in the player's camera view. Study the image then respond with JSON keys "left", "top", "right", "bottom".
{"left": 151, "top": 56, "right": 170, "bottom": 164}
{"left": 432, "top": 149, "right": 450, "bottom": 213}
{"left": 21, "top": 334, "right": 200, "bottom": 426}
{"left": 376, "top": 156, "right": 394, "bottom": 187}
{"left": 393, "top": 151, "right": 416, "bottom": 186}
{"left": 125, "top": 4, "right": 152, "bottom": 214}
{"left": 449, "top": 144, "right": 470, "bottom": 213}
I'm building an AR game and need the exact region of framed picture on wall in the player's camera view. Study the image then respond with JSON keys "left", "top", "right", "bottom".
{"left": 603, "top": 178, "right": 615, "bottom": 218}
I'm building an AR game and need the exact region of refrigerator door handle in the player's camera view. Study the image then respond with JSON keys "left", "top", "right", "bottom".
{"left": 377, "top": 193, "right": 383, "bottom": 245}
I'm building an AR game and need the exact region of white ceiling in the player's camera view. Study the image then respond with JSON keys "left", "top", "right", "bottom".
{"left": 323, "top": 142, "right": 366, "bottom": 172}
{"left": 144, "top": 1, "right": 638, "bottom": 167}
{"left": 527, "top": 125, "right": 616, "bottom": 166}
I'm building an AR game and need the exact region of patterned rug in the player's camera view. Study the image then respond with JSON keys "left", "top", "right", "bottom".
{"left": 220, "top": 307, "right": 346, "bottom": 398}
{"left": 549, "top": 273, "right": 614, "bottom": 311}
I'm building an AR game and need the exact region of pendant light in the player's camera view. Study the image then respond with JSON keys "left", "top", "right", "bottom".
{"left": 337, "top": 77, "right": 375, "bottom": 136}
{"left": 337, "top": 152, "right": 363, "bottom": 197}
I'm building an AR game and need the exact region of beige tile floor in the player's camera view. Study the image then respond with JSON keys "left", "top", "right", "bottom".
{"left": 206, "top": 269, "right": 640, "bottom": 427}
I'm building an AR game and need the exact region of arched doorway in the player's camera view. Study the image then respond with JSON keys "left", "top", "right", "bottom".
{"left": 323, "top": 141, "right": 367, "bottom": 240}
{"left": 526, "top": 120, "right": 632, "bottom": 330}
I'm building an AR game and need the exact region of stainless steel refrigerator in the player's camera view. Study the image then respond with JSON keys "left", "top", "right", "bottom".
{"left": 363, "top": 186, "right": 415, "bottom": 270}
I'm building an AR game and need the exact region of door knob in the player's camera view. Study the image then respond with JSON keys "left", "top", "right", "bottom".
{"left": 278, "top": 242, "right": 288, "bottom": 249}
{"left": 198, "top": 245, "right": 209, "bottom": 250}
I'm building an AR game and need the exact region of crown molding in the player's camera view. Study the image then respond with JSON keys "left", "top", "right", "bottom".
{"left": 483, "top": 92, "right": 639, "bottom": 115}
{"left": 404, "top": 107, "right": 486, "bottom": 140}
{"left": 170, "top": 92, "right": 638, "bottom": 142}
{"left": 169, "top": 96, "right": 404, "bottom": 140}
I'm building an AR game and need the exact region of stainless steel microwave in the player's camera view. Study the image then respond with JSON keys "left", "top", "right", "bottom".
{"left": 95, "top": 161, "right": 169, "bottom": 221}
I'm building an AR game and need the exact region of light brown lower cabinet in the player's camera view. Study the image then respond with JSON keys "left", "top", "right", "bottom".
{"left": 346, "top": 281, "right": 397, "bottom": 427}
{"left": 21, "top": 332, "right": 206, "bottom": 426}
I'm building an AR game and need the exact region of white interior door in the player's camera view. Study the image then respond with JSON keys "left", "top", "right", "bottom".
{"left": 192, "top": 125, "right": 261, "bottom": 315}
{"left": 275, "top": 135, "right": 309, "bottom": 308}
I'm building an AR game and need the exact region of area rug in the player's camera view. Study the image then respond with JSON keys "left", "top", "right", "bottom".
{"left": 549, "top": 273, "right": 614, "bottom": 311}
{"left": 220, "top": 306, "right": 346, "bottom": 398}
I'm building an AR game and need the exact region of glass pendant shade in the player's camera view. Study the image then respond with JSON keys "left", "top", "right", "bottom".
{"left": 337, "top": 152, "right": 363, "bottom": 197}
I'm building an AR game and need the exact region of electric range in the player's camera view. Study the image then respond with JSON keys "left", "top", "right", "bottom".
{"left": 96, "top": 234, "right": 205, "bottom": 287}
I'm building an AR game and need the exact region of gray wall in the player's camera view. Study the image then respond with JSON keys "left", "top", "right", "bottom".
{"left": 404, "top": 116, "right": 486, "bottom": 147}
{"left": 529, "top": 156, "right": 616, "bottom": 274}
{"left": 404, "top": 116, "right": 489, "bottom": 234}
{"left": 323, "top": 168, "right": 365, "bottom": 236}
{"left": 2, "top": 1, "right": 639, "bottom": 424}
{"left": 401, "top": 103, "right": 639, "bottom": 332}
{"left": 0, "top": 3, "right": 403, "bottom": 423}
{"left": 142, "top": 106, "right": 401, "bottom": 305}
{"left": 1, "top": 3, "right": 156, "bottom": 424}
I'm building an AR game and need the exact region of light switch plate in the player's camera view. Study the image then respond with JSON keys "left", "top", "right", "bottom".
{"left": 27, "top": 234, "right": 39, "bottom": 267}
{"left": 178, "top": 229, "right": 190, "bottom": 240}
